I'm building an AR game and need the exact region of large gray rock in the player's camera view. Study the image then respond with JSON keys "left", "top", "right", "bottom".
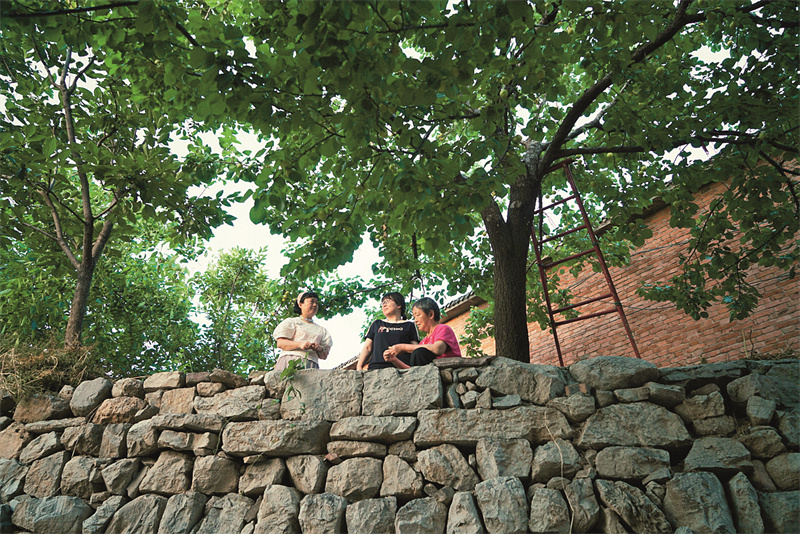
{"left": 530, "top": 438, "right": 582, "bottom": 483}
{"left": 30, "top": 495, "right": 92, "bottom": 534}
{"left": 577, "top": 402, "right": 691, "bottom": 450}
{"left": 759, "top": 490, "right": 800, "bottom": 534}
{"left": 281, "top": 369, "right": 362, "bottom": 421}
{"left": 325, "top": 457, "right": 383, "bottom": 502}
{"left": 417, "top": 444, "right": 480, "bottom": 491}
{"left": 193, "top": 493, "right": 254, "bottom": 534}
{"left": 329, "top": 415, "right": 417, "bottom": 443}
{"left": 766, "top": 452, "right": 800, "bottom": 491}
{"left": 83, "top": 495, "right": 127, "bottom": 534}
{"left": 221, "top": 420, "right": 331, "bottom": 456}
{"left": 475, "top": 358, "right": 566, "bottom": 405}
{"left": 70, "top": 377, "right": 113, "bottom": 417}
{"left": 150, "top": 413, "right": 226, "bottom": 433}
{"left": 18, "top": 431, "right": 62, "bottom": 464}
{"left": 595, "top": 446, "right": 671, "bottom": 481}
{"left": 61, "top": 422, "right": 103, "bottom": 456}
{"left": 60, "top": 455, "right": 102, "bottom": 499}
{"left": 13, "top": 394, "right": 71, "bottom": 423}
{"left": 363, "top": 366, "right": 443, "bottom": 416}
{"left": 143, "top": 371, "right": 185, "bottom": 392}
{"left": 380, "top": 455, "right": 424, "bottom": 499}
{"left": 446, "top": 491, "right": 484, "bottom": 534}
{"left": 674, "top": 391, "right": 726, "bottom": 422}
{"left": 105, "top": 493, "right": 167, "bottom": 534}
{"left": 394, "top": 498, "right": 448, "bottom": 534}
{"left": 728, "top": 369, "right": 800, "bottom": 408}
{"left": 345, "top": 496, "right": 397, "bottom": 534}
{"left": 239, "top": 459, "right": 286, "bottom": 496}
{"left": 415, "top": 406, "right": 570, "bottom": 447}
{"left": 0, "top": 422, "right": 33, "bottom": 459}
{"left": 194, "top": 385, "right": 265, "bottom": 420}
{"left": 595, "top": 479, "right": 671, "bottom": 534}
{"left": 569, "top": 356, "right": 658, "bottom": 390}
{"left": 112, "top": 378, "right": 144, "bottom": 398}
{"left": 475, "top": 437, "right": 532, "bottom": 480}
{"left": 0, "top": 458, "right": 27, "bottom": 501}
{"left": 659, "top": 360, "right": 747, "bottom": 385}
{"left": 528, "top": 487, "right": 569, "bottom": 534}
{"left": 778, "top": 410, "right": 800, "bottom": 448}
{"left": 138, "top": 450, "right": 193, "bottom": 495}
{"left": 683, "top": 437, "right": 753, "bottom": 475}
{"left": 10, "top": 495, "right": 39, "bottom": 531}
{"left": 727, "top": 472, "right": 764, "bottom": 534}
{"left": 663, "top": 472, "right": 735, "bottom": 534}
{"left": 286, "top": 455, "right": 328, "bottom": 494}
{"left": 126, "top": 419, "right": 159, "bottom": 457}
{"left": 547, "top": 394, "right": 596, "bottom": 423}
{"left": 101, "top": 423, "right": 131, "bottom": 459}
{"left": 475, "top": 476, "right": 528, "bottom": 534}
{"left": 255, "top": 485, "right": 301, "bottom": 534}
{"left": 564, "top": 477, "right": 600, "bottom": 533}
{"left": 160, "top": 387, "right": 196, "bottom": 414}
{"left": 101, "top": 458, "right": 140, "bottom": 495}
{"left": 298, "top": 493, "right": 347, "bottom": 534}
{"left": 156, "top": 492, "right": 207, "bottom": 534}
{"left": 738, "top": 426, "right": 787, "bottom": 459}
{"left": 192, "top": 455, "right": 240, "bottom": 494}
{"left": 24, "top": 450, "right": 68, "bottom": 498}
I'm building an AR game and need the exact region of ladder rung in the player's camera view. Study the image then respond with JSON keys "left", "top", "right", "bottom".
{"left": 544, "top": 159, "right": 574, "bottom": 175}
{"left": 554, "top": 307, "right": 618, "bottom": 326}
{"left": 533, "top": 194, "right": 577, "bottom": 215}
{"left": 538, "top": 224, "right": 588, "bottom": 244}
{"left": 539, "top": 248, "right": 595, "bottom": 269}
{"left": 552, "top": 293, "right": 613, "bottom": 314}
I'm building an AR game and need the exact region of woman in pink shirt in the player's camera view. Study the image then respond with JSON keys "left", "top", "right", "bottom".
{"left": 383, "top": 297, "right": 462, "bottom": 368}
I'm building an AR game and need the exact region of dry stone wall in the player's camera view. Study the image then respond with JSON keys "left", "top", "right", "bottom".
{"left": 0, "top": 356, "right": 798, "bottom": 534}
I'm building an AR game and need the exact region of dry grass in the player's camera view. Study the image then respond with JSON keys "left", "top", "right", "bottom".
{"left": 0, "top": 339, "right": 101, "bottom": 403}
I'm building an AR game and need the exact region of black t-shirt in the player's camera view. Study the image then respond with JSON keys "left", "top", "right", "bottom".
{"left": 365, "top": 319, "right": 419, "bottom": 369}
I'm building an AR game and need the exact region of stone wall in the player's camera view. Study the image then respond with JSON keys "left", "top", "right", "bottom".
{"left": 0, "top": 356, "right": 798, "bottom": 533}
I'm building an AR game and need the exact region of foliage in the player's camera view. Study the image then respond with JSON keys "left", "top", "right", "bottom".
{"left": 0, "top": 221, "right": 203, "bottom": 377}
{"left": 0, "top": 0, "right": 241, "bottom": 347}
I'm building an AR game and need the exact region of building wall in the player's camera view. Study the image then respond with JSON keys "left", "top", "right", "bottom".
{"left": 445, "top": 180, "right": 799, "bottom": 368}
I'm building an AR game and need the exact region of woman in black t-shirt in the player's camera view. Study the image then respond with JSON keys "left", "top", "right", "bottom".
{"left": 356, "top": 292, "right": 419, "bottom": 370}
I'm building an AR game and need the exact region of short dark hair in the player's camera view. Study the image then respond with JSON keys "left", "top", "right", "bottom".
{"left": 293, "top": 291, "right": 320, "bottom": 314}
{"left": 381, "top": 292, "right": 408, "bottom": 320}
{"left": 412, "top": 297, "right": 440, "bottom": 321}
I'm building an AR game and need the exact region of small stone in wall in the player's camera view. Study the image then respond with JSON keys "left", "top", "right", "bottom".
{"left": 747, "top": 395, "right": 777, "bottom": 425}
{"left": 161, "top": 387, "right": 196, "bottom": 414}
{"left": 528, "top": 486, "right": 569, "bottom": 534}
{"left": 254, "top": 484, "right": 301, "bottom": 534}
{"left": 18, "top": 431, "right": 62, "bottom": 465}
{"left": 192, "top": 455, "right": 240, "bottom": 495}
{"left": 286, "top": 455, "right": 328, "bottom": 495}
{"left": 60, "top": 455, "right": 103, "bottom": 500}
{"left": 143, "top": 371, "right": 185, "bottom": 392}
{"left": 24, "top": 450, "right": 68, "bottom": 499}
{"left": 0, "top": 458, "right": 28, "bottom": 501}
{"left": 345, "top": 496, "right": 397, "bottom": 534}
{"left": 31, "top": 495, "right": 93, "bottom": 534}
{"left": 101, "top": 457, "right": 140, "bottom": 495}
{"left": 739, "top": 426, "right": 787, "bottom": 459}
{"left": 380, "top": 455, "right": 423, "bottom": 500}
{"left": 727, "top": 472, "right": 764, "bottom": 534}
{"left": 569, "top": 356, "right": 658, "bottom": 391}
{"left": 446, "top": 491, "right": 483, "bottom": 534}
{"left": 663, "top": 472, "right": 735, "bottom": 534}
{"left": 475, "top": 437, "right": 532, "bottom": 480}
{"left": 239, "top": 459, "right": 286, "bottom": 497}
{"left": 596, "top": 479, "right": 672, "bottom": 534}
{"left": 547, "top": 393, "right": 596, "bottom": 423}
{"left": 387, "top": 440, "right": 417, "bottom": 463}
{"left": 92, "top": 397, "right": 148, "bottom": 425}
{"left": 13, "top": 393, "right": 72, "bottom": 424}
{"left": 298, "top": 492, "right": 347, "bottom": 534}
{"left": 327, "top": 440, "right": 387, "bottom": 459}
{"left": 417, "top": 444, "right": 479, "bottom": 492}
{"left": 475, "top": 476, "right": 528, "bottom": 534}
{"left": 70, "top": 377, "right": 113, "bottom": 418}
{"left": 595, "top": 446, "right": 671, "bottom": 482}
{"left": 530, "top": 438, "right": 581, "bottom": 483}
{"left": 683, "top": 437, "right": 753, "bottom": 476}
{"left": 765, "top": 452, "right": 800, "bottom": 491}
{"left": 83, "top": 494, "right": 126, "bottom": 534}
{"left": 674, "top": 391, "right": 726, "bottom": 422}
{"left": 105, "top": 493, "right": 167, "bottom": 534}
{"left": 565, "top": 477, "right": 600, "bottom": 533}
{"left": 692, "top": 415, "right": 736, "bottom": 437}
{"left": 138, "top": 450, "right": 193, "bottom": 495}
{"left": 62, "top": 423, "right": 102, "bottom": 456}
{"left": 394, "top": 497, "right": 447, "bottom": 534}
{"left": 156, "top": 491, "right": 207, "bottom": 534}
{"left": 111, "top": 378, "right": 144, "bottom": 399}
{"left": 759, "top": 490, "right": 800, "bottom": 534}
{"left": 197, "top": 382, "right": 226, "bottom": 397}
{"left": 324, "top": 457, "right": 383, "bottom": 502}
{"left": 645, "top": 382, "right": 686, "bottom": 408}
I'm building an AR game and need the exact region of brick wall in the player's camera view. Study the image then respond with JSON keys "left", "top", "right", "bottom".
{"left": 445, "top": 180, "right": 799, "bottom": 368}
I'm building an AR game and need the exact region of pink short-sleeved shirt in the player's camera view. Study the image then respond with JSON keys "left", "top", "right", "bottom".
{"left": 421, "top": 324, "right": 462, "bottom": 359}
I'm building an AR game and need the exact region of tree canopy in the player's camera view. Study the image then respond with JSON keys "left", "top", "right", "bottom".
{"left": 3, "top": 0, "right": 798, "bottom": 365}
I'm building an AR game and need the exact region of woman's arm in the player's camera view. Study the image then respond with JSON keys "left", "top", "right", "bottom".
{"left": 276, "top": 338, "right": 315, "bottom": 351}
{"left": 356, "top": 339, "right": 373, "bottom": 370}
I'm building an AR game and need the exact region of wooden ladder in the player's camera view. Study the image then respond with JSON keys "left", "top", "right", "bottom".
{"left": 530, "top": 160, "right": 641, "bottom": 366}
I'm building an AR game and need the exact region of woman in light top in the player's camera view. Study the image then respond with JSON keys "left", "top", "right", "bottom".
{"left": 356, "top": 292, "right": 419, "bottom": 370}
{"left": 272, "top": 291, "right": 332, "bottom": 371}
{"left": 382, "top": 297, "right": 461, "bottom": 368}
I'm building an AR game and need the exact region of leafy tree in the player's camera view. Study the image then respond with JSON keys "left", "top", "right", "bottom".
{"left": 229, "top": 0, "right": 798, "bottom": 361}
{"left": 0, "top": 221, "right": 202, "bottom": 377}
{"left": 0, "top": 0, "right": 240, "bottom": 348}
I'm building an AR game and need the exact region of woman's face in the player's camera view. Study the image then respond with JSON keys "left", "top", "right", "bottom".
{"left": 381, "top": 297, "right": 400, "bottom": 317}
{"left": 299, "top": 296, "right": 319, "bottom": 318}
{"left": 411, "top": 306, "right": 435, "bottom": 332}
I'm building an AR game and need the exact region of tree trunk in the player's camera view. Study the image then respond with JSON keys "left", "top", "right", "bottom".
{"left": 491, "top": 241, "right": 532, "bottom": 361}
{"left": 64, "top": 261, "right": 95, "bottom": 348}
